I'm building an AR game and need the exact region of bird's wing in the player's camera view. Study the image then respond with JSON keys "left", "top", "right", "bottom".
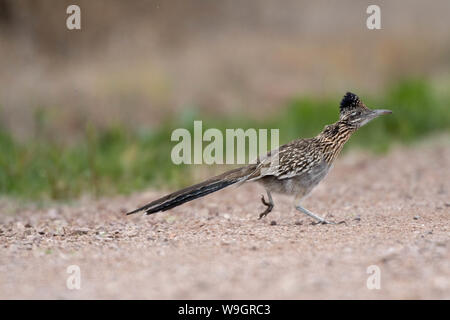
{"left": 246, "top": 138, "right": 322, "bottom": 181}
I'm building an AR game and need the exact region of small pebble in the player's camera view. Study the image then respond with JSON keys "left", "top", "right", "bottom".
{"left": 270, "top": 221, "right": 277, "bottom": 226}
{"left": 413, "top": 216, "right": 420, "bottom": 220}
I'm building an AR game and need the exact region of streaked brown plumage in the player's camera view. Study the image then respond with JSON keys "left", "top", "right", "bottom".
{"left": 127, "top": 92, "right": 392, "bottom": 224}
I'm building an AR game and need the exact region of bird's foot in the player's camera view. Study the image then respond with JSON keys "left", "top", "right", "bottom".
{"left": 258, "top": 195, "right": 273, "bottom": 219}
{"left": 311, "top": 219, "right": 346, "bottom": 225}
{"left": 312, "top": 213, "right": 345, "bottom": 225}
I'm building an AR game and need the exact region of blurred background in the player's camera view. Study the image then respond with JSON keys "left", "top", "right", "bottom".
{"left": 0, "top": 0, "right": 449, "bottom": 201}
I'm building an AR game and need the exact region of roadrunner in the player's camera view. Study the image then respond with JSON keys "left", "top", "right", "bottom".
{"left": 127, "top": 92, "right": 391, "bottom": 224}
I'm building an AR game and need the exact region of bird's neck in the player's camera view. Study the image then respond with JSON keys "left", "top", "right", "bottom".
{"left": 316, "top": 120, "right": 357, "bottom": 163}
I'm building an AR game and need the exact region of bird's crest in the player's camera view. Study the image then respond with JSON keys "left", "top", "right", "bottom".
{"left": 340, "top": 92, "right": 366, "bottom": 115}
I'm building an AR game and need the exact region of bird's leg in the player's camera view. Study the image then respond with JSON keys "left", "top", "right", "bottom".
{"left": 295, "top": 204, "right": 344, "bottom": 225}
{"left": 259, "top": 190, "right": 274, "bottom": 219}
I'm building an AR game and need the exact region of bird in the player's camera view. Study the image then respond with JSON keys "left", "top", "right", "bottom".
{"left": 127, "top": 92, "right": 392, "bottom": 224}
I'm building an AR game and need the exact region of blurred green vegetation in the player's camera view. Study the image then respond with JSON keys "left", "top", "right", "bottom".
{"left": 0, "top": 79, "right": 449, "bottom": 201}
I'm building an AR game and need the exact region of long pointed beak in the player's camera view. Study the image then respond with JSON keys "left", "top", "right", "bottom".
{"left": 373, "top": 109, "right": 392, "bottom": 116}
{"left": 359, "top": 108, "right": 392, "bottom": 126}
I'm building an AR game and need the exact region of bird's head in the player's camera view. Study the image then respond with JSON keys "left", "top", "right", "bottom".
{"left": 339, "top": 92, "right": 392, "bottom": 128}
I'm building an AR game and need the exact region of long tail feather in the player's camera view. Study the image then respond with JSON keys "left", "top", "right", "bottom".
{"left": 126, "top": 165, "right": 256, "bottom": 215}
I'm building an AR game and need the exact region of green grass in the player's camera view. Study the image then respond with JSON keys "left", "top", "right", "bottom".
{"left": 0, "top": 79, "right": 449, "bottom": 201}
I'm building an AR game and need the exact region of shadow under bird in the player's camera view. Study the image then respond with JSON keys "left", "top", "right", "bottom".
{"left": 127, "top": 92, "right": 392, "bottom": 224}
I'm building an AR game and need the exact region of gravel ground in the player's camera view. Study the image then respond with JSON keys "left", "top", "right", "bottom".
{"left": 0, "top": 139, "right": 449, "bottom": 299}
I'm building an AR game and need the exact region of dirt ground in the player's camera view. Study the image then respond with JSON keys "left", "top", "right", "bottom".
{"left": 0, "top": 138, "right": 449, "bottom": 299}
